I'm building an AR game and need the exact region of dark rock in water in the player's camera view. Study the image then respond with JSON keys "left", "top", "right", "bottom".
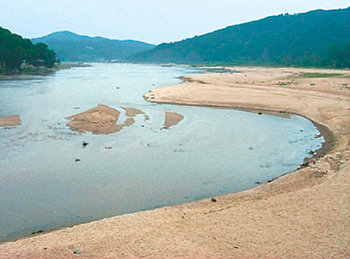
{"left": 105, "top": 146, "right": 112, "bottom": 150}
{"left": 258, "top": 112, "right": 262, "bottom": 115}
{"left": 32, "top": 230, "right": 43, "bottom": 235}
{"left": 116, "top": 87, "right": 120, "bottom": 89}
{"left": 211, "top": 197, "right": 217, "bottom": 202}
{"left": 249, "top": 146, "right": 254, "bottom": 150}
{"left": 75, "top": 158, "right": 81, "bottom": 162}
{"left": 73, "top": 249, "right": 83, "bottom": 254}
{"left": 82, "top": 141, "right": 88, "bottom": 147}
{"left": 255, "top": 181, "right": 261, "bottom": 184}
{"left": 300, "top": 129, "right": 304, "bottom": 132}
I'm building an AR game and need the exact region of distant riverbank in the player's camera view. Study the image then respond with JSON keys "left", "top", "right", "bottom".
{"left": 0, "top": 62, "right": 91, "bottom": 77}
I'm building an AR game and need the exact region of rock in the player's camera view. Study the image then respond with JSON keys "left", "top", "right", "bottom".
{"left": 211, "top": 197, "right": 217, "bottom": 202}
{"left": 73, "top": 249, "right": 83, "bottom": 254}
{"left": 82, "top": 141, "right": 88, "bottom": 147}
{"left": 31, "top": 230, "right": 43, "bottom": 235}
{"left": 75, "top": 158, "right": 81, "bottom": 162}
{"left": 258, "top": 112, "right": 262, "bottom": 115}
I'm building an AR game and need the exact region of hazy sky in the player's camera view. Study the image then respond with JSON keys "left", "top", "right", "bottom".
{"left": 0, "top": 0, "right": 349, "bottom": 44}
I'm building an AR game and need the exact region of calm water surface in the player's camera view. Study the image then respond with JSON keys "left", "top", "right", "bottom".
{"left": 0, "top": 63, "right": 323, "bottom": 241}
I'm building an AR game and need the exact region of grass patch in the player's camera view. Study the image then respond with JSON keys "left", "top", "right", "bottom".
{"left": 275, "top": 81, "right": 293, "bottom": 86}
{"left": 295, "top": 72, "right": 345, "bottom": 78}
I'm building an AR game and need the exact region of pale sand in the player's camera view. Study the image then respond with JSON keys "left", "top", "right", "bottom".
{"left": 0, "top": 115, "right": 21, "bottom": 127}
{"left": 1, "top": 67, "right": 349, "bottom": 258}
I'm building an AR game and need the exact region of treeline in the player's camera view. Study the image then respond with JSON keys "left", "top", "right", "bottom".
{"left": 0, "top": 27, "right": 56, "bottom": 73}
{"left": 130, "top": 7, "right": 350, "bottom": 69}
{"left": 326, "top": 43, "right": 350, "bottom": 68}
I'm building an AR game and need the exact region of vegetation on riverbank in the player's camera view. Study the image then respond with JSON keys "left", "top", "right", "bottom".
{"left": 0, "top": 27, "right": 56, "bottom": 74}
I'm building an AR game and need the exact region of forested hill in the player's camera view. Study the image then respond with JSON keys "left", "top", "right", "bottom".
{"left": 0, "top": 27, "right": 56, "bottom": 73}
{"left": 130, "top": 7, "right": 350, "bottom": 68}
{"left": 32, "top": 31, "right": 155, "bottom": 62}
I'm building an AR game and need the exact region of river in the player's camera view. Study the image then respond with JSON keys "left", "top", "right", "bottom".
{"left": 0, "top": 63, "right": 324, "bottom": 241}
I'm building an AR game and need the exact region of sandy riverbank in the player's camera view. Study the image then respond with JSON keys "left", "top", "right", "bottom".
{"left": 0, "top": 66, "right": 349, "bottom": 258}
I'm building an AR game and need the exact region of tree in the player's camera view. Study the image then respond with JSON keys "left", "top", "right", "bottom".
{"left": 0, "top": 27, "right": 57, "bottom": 73}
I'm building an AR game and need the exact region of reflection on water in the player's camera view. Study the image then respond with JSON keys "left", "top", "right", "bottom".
{"left": 0, "top": 63, "right": 324, "bottom": 242}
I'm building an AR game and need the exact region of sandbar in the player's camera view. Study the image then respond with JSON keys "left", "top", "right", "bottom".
{"left": 121, "top": 107, "right": 145, "bottom": 117}
{"left": 66, "top": 104, "right": 122, "bottom": 134}
{"left": 1, "top": 67, "right": 349, "bottom": 258}
{"left": 163, "top": 112, "right": 184, "bottom": 129}
{"left": 0, "top": 115, "right": 21, "bottom": 127}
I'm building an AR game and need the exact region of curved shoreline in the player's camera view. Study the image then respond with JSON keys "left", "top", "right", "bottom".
{"left": 0, "top": 66, "right": 349, "bottom": 258}
{"left": 143, "top": 98, "right": 336, "bottom": 167}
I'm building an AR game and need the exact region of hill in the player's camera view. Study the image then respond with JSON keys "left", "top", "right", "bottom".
{"left": 32, "top": 31, "right": 155, "bottom": 62}
{"left": 130, "top": 7, "right": 350, "bottom": 68}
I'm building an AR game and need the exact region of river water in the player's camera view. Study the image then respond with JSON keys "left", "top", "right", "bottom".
{"left": 0, "top": 63, "right": 324, "bottom": 241}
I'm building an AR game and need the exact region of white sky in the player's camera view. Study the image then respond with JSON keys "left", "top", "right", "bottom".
{"left": 0, "top": 0, "right": 349, "bottom": 44}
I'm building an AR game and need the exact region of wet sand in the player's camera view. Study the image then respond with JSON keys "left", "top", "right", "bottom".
{"left": 1, "top": 67, "right": 349, "bottom": 258}
{"left": 163, "top": 112, "right": 184, "bottom": 129}
{"left": 0, "top": 115, "right": 21, "bottom": 127}
{"left": 66, "top": 104, "right": 122, "bottom": 134}
{"left": 121, "top": 107, "right": 145, "bottom": 117}
{"left": 67, "top": 105, "right": 182, "bottom": 134}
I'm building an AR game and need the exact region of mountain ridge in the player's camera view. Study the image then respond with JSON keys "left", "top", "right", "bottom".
{"left": 130, "top": 7, "right": 350, "bottom": 68}
{"left": 32, "top": 31, "right": 155, "bottom": 62}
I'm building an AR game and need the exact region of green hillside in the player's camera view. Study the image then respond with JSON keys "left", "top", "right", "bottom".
{"left": 130, "top": 7, "right": 350, "bottom": 68}
{"left": 32, "top": 31, "right": 155, "bottom": 62}
{"left": 0, "top": 27, "right": 56, "bottom": 73}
